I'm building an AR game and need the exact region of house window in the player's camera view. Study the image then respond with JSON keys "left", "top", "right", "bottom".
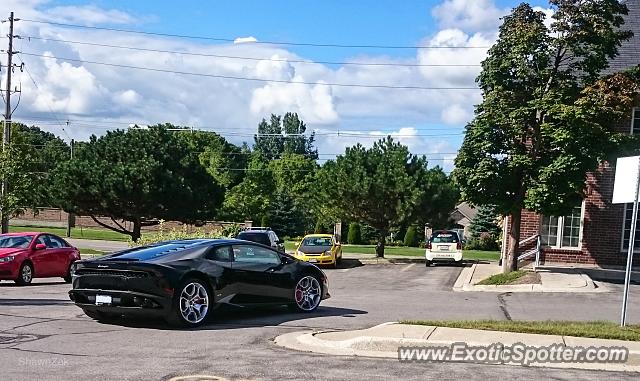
{"left": 633, "top": 108, "right": 640, "bottom": 135}
{"left": 622, "top": 203, "right": 640, "bottom": 252}
{"left": 541, "top": 205, "right": 583, "bottom": 248}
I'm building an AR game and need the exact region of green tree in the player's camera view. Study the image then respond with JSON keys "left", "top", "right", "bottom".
{"left": 253, "top": 113, "right": 317, "bottom": 160}
{"left": 0, "top": 123, "right": 69, "bottom": 230}
{"left": 220, "top": 152, "right": 274, "bottom": 222}
{"left": 269, "top": 191, "right": 304, "bottom": 237}
{"left": 469, "top": 205, "right": 501, "bottom": 239}
{"left": 453, "top": 1, "right": 639, "bottom": 272}
{"left": 347, "top": 222, "right": 362, "bottom": 244}
{"left": 316, "top": 137, "right": 458, "bottom": 257}
{"left": 177, "top": 128, "right": 247, "bottom": 189}
{"left": 404, "top": 226, "right": 419, "bottom": 247}
{"left": 53, "top": 126, "right": 224, "bottom": 241}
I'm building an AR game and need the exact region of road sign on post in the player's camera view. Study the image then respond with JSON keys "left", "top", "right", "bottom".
{"left": 612, "top": 156, "right": 640, "bottom": 327}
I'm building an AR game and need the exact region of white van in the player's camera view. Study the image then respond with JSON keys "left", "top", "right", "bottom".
{"left": 425, "top": 230, "right": 463, "bottom": 266}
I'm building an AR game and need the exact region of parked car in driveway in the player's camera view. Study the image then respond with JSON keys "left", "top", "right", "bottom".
{"left": 294, "top": 234, "right": 343, "bottom": 268}
{"left": 425, "top": 230, "right": 463, "bottom": 266}
{"left": 236, "top": 227, "right": 285, "bottom": 252}
{"left": 0, "top": 232, "right": 81, "bottom": 285}
{"left": 69, "top": 239, "right": 330, "bottom": 327}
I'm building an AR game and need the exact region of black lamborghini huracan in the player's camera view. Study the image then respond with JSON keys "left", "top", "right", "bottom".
{"left": 68, "top": 239, "right": 330, "bottom": 327}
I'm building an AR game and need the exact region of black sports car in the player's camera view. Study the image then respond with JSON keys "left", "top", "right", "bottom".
{"left": 68, "top": 239, "right": 330, "bottom": 327}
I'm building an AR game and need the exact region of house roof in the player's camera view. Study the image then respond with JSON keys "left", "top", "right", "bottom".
{"left": 453, "top": 202, "right": 478, "bottom": 222}
{"left": 605, "top": 0, "right": 640, "bottom": 74}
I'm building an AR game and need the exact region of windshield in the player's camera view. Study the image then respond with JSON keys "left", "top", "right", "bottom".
{"left": 431, "top": 232, "right": 459, "bottom": 244}
{"left": 0, "top": 235, "right": 34, "bottom": 249}
{"left": 302, "top": 237, "right": 333, "bottom": 247}
{"left": 237, "top": 232, "right": 271, "bottom": 246}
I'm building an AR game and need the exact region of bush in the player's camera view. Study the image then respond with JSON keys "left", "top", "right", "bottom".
{"left": 260, "top": 215, "right": 269, "bottom": 228}
{"left": 347, "top": 222, "right": 362, "bottom": 244}
{"left": 130, "top": 221, "right": 221, "bottom": 247}
{"left": 404, "top": 226, "right": 419, "bottom": 247}
{"left": 221, "top": 223, "right": 242, "bottom": 238}
{"left": 465, "top": 232, "right": 500, "bottom": 251}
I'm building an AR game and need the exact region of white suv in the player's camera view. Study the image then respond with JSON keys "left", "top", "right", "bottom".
{"left": 425, "top": 230, "right": 463, "bottom": 266}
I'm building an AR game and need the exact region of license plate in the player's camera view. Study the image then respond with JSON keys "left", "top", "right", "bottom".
{"left": 438, "top": 246, "right": 450, "bottom": 251}
{"left": 95, "top": 295, "right": 112, "bottom": 305}
{"left": 308, "top": 258, "right": 318, "bottom": 263}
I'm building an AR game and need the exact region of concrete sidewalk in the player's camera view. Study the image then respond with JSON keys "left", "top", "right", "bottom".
{"left": 275, "top": 323, "right": 640, "bottom": 372}
{"left": 453, "top": 262, "right": 611, "bottom": 293}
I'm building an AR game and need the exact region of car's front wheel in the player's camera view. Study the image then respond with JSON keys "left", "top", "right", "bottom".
{"left": 166, "top": 278, "right": 212, "bottom": 327}
{"left": 291, "top": 275, "right": 322, "bottom": 312}
{"left": 15, "top": 262, "right": 33, "bottom": 285}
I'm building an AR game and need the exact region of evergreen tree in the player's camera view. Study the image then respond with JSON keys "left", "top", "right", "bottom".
{"left": 469, "top": 205, "right": 501, "bottom": 239}
{"left": 347, "top": 222, "right": 362, "bottom": 244}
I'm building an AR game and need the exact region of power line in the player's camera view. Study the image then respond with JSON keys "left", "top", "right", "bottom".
{"left": 20, "top": 52, "right": 480, "bottom": 90}
{"left": 20, "top": 19, "right": 491, "bottom": 50}
{"left": 22, "top": 36, "right": 483, "bottom": 68}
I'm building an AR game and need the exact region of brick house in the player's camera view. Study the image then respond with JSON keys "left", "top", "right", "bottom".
{"left": 506, "top": 0, "right": 640, "bottom": 266}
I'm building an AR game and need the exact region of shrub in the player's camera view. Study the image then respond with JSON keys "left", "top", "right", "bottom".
{"left": 347, "top": 222, "right": 362, "bottom": 244}
{"left": 404, "top": 226, "right": 419, "bottom": 247}
{"left": 221, "top": 223, "right": 242, "bottom": 238}
{"left": 314, "top": 220, "right": 327, "bottom": 234}
{"left": 130, "top": 221, "right": 221, "bottom": 247}
{"left": 465, "top": 232, "right": 500, "bottom": 251}
{"left": 260, "top": 215, "right": 269, "bottom": 228}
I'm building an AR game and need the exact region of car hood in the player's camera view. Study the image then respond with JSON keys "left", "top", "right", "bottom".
{"left": 298, "top": 245, "right": 331, "bottom": 254}
{"left": 0, "top": 248, "right": 24, "bottom": 257}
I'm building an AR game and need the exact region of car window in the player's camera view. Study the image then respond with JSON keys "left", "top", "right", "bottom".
{"left": 232, "top": 245, "right": 281, "bottom": 265}
{"left": 237, "top": 232, "right": 271, "bottom": 246}
{"left": 431, "top": 232, "right": 459, "bottom": 243}
{"left": 206, "top": 245, "right": 232, "bottom": 262}
{"left": 47, "top": 235, "right": 68, "bottom": 248}
{"left": 0, "top": 235, "right": 33, "bottom": 249}
{"left": 302, "top": 237, "right": 333, "bottom": 247}
{"left": 35, "top": 236, "right": 47, "bottom": 247}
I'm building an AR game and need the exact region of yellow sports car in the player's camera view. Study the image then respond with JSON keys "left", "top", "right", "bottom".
{"left": 294, "top": 234, "right": 343, "bottom": 268}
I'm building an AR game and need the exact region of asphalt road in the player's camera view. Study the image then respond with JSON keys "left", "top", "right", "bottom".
{"left": 1, "top": 262, "right": 639, "bottom": 381}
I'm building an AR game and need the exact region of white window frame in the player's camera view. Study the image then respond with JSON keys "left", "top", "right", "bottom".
{"left": 620, "top": 203, "right": 640, "bottom": 254}
{"left": 540, "top": 201, "right": 585, "bottom": 250}
{"left": 632, "top": 107, "right": 639, "bottom": 135}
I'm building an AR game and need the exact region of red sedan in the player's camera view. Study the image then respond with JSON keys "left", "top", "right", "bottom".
{"left": 0, "top": 232, "right": 81, "bottom": 285}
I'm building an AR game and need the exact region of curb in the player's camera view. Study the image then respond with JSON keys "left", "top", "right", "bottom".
{"left": 452, "top": 264, "right": 610, "bottom": 293}
{"left": 274, "top": 324, "right": 640, "bottom": 372}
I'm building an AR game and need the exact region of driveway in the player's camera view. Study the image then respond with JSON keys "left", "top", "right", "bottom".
{"left": 0, "top": 263, "right": 639, "bottom": 380}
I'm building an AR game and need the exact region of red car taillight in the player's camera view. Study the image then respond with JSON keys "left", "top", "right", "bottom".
{"left": 457, "top": 242, "right": 462, "bottom": 250}
{"left": 427, "top": 242, "right": 432, "bottom": 250}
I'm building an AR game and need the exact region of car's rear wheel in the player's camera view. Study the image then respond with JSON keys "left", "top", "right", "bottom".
{"left": 425, "top": 260, "right": 432, "bottom": 267}
{"left": 291, "top": 275, "right": 322, "bottom": 312}
{"left": 15, "top": 262, "right": 33, "bottom": 285}
{"left": 63, "top": 262, "right": 73, "bottom": 283}
{"left": 166, "top": 278, "right": 211, "bottom": 327}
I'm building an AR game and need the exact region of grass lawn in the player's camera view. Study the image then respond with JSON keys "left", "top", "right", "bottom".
{"left": 79, "top": 248, "right": 106, "bottom": 256}
{"left": 284, "top": 241, "right": 500, "bottom": 261}
{"left": 9, "top": 225, "right": 130, "bottom": 242}
{"left": 477, "top": 270, "right": 526, "bottom": 285}
{"left": 400, "top": 320, "right": 640, "bottom": 342}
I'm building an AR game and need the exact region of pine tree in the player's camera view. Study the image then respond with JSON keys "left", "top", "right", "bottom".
{"left": 469, "top": 205, "right": 500, "bottom": 239}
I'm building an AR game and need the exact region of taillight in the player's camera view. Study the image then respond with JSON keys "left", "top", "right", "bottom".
{"left": 427, "top": 242, "right": 432, "bottom": 250}
{"left": 457, "top": 242, "right": 462, "bottom": 250}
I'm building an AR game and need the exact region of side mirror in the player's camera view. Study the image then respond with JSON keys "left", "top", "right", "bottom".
{"left": 35, "top": 243, "right": 46, "bottom": 251}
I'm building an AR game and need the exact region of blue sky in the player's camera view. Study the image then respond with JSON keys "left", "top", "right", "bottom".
{"left": 3, "top": 0, "right": 553, "bottom": 171}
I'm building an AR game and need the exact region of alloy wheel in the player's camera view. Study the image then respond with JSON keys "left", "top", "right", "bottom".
{"left": 294, "top": 276, "right": 321, "bottom": 311}
{"left": 21, "top": 264, "right": 32, "bottom": 283}
{"left": 179, "top": 282, "right": 209, "bottom": 324}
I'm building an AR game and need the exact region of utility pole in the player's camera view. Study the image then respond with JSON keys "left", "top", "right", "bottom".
{"left": 1, "top": 12, "right": 18, "bottom": 234}
{"left": 66, "top": 135, "right": 75, "bottom": 238}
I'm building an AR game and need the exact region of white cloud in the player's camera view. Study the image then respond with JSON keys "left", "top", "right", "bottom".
{"left": 4, "top": 0, "right": 516, "bottom": 159}
{"left": 44, "top": 5, "right": 136, "bottom": 25}
{"left": 432, "top": 0, "right": 508, "bottom": 33}
{"left": 234, "top": 36, "right": 258, "bottom": 44}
